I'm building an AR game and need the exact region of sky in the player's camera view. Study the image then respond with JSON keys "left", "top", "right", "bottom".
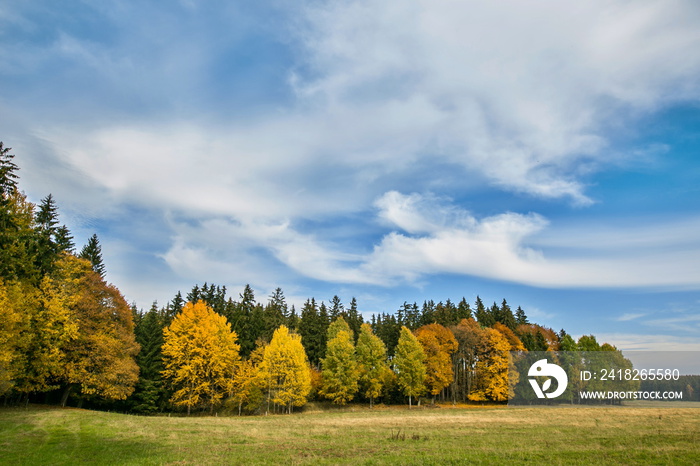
{"left": 2, "top": 0, "right": 699, "bottom": 351}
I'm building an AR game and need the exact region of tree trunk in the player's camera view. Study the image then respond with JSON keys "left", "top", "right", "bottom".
{"left": 409, "top": 395, "right": 412, "bottom": 408}
{"left": 61, "top": 384, "right": 75, "bottom": 407}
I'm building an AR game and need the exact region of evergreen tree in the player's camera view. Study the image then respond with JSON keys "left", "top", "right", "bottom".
{"left": 0, "top": 142, "right": 19, "bottom": 199}
{"left": 263, "top": 288, "right": 287, "bottom": 341}
{"left": 329, "top": 295, "right": 344, "bottom": 320}
{"left": 457, "top": 298, "right": 473, "bottom": 321}
{"left": 498, "top": 299, "right": 517, "bottom": 330}
{"left": 130, "top": 302, "right": 167, "bottom": 413}
{"left": 346, "top": 297, "right": 363, "bottom": 341}
{"left": 298, "top": 298, "right": 327, "bottom": 366}
{"left": 79, "top": 234, "right": 106, "bottom": 278}
{"left": 474, "top": 296, "right": 494, "bottom": 327}
{"left": 515, "top": 306, "right": 528, "bottom": 325}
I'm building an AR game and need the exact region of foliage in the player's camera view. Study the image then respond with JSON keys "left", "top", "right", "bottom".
{"left": 394, "top": 326, "right": 426, "bottom": 406}
{"left": 320, "top": 319, "right": 359, "bottom": 405}
{"left": 355, "top": 323, "right": 392, "bottom": 407}
{"left": 162, "top": 301, "right": 240, "bottom": 414}
{"left": 469, "top": 328, "right": 512, "bottom": 402}
{"left": 414, "top": 323, "right": 458, "bottom": 398}
{"left": 258, "top": 325, "right": 312, "bottom": 413}
{"left": 78, "top": 234, "right": 106, "bottom": 278}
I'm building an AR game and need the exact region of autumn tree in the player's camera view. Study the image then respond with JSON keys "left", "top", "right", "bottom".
{"left": 448, "top": 318, "right": 484, "bottom": 402}
{"left": 320, "top": 318, "right": 359, "bottom": 405}
{"left": 162, "top": 301, "right": 241, "bottom": 414}
{"left": 57, "top": 255, "right": 139, "bottom": 406}
{"left": 469, "top": 327, "right": 512, "bottom": 402}
{"left": 0, "top": 281, "right": 23, "bottom": 395}
{"left": 394, "top": 326, "right": 426, "bottom": 407}
{"left": 258, "top": 325, "right": 312, "bottom": 414}
{"left": 414, "top": 323, "right": 458, "bottom": 402}
{"left": 229, "top": 342, "right": 266, "bottom": 415}
{"left": 356, "top": 323, "right": 391, "bottom": 408}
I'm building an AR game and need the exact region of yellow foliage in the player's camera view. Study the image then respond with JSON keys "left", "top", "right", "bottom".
{"left": 414, "top": 324, "right": 458, "bottom": 397}
{"left": 258, "top": 325, "right": 312, "bottom": 413}
{"left": 469, "top": 328, "right": 512, "bottom": 402}
{"left": 162, "top": 301, "right": 241, "bottom": 413}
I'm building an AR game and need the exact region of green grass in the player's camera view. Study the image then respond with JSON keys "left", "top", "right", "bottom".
{"left": 1, "top": 404, "right": 698, "bottom": 464}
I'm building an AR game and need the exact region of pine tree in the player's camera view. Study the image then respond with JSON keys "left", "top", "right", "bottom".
{"left": 346, "top": 297, "right": 363, "bottom": 341}
{"left": 0, "top": 142, "right": 19, "bottom": 199}
{"left": 79, "top": 234, "right": 106, "bottom": 278}
{"left": 498, "top": 299, "right": 517, "bottom": 330}
{"left": 356, "top": 323, "right": 391, "bottom": 408}
{"left": 394, "top": 326, "right": 427, "bottom": 407}
{"left": 515, "top": 306, "right": 528, "bottom": 325}
{"left": 474, "top": 296, "right": 494, "bottom": 327}
{"left": 457, "top": 298, "right": 473, "bottom": 321}
{"left": 263, "top": 288, "right": 287, "bottom": 340}
{"left": 130, "top": 302, "right": 166, "bottom": 413}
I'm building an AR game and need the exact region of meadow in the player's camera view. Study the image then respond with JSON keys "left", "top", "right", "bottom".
{"left": 1, "top": 404, "right": 698, "bottom": 465}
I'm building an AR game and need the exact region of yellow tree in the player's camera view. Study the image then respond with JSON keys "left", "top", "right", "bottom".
{"left": 229, "top": 343, "right": 265, "bottom": 415}
{"left": 258, "top": 325, "right": 312, "bottom": 414}
{"left": 356, "top": 323, "right": 391, "bottom": 408}
{"left": 320, "top": 318, "right": 359, "bottom": 405}
{"left": 0, "top": 281, "right": 23, "bottom": 395}
{"left": 469, "top": 327, "right": 512, "bottom": 402}
{"left": 394, "top": 326, "right": 426, "bottom": 407}
{"left": 162, "top": 301, "right": 241, "bottom": 414}
{"left": 414, "top": 323, "right": 458, "bottom": 402}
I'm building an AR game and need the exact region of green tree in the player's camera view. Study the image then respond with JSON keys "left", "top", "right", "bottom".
{"left": 79, "top": 234, "right": 106, "bottom": 278}
{"left": 130, "top": 302, "right": 167, "bottom": 414}
{"left": 356, "top": 323, "right": 391, "bottom": 408}
{"left": 394, "top": 326, "right": 426, "bottom": 407}
{"left": 320, "top": 318, "right": 359, "bottom": 405}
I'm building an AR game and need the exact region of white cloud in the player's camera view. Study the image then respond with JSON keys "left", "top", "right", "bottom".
{"left": 7, "top": 1, "right": 700, "bottom": 301}
{"left": 593, "top": 333, "right": 700, "bottom": 352}
{"left": 617, "top": 313, "right": 647, "bottom": 322}
{"left": 294, "top": 0, "right": 700, "bottom": 202}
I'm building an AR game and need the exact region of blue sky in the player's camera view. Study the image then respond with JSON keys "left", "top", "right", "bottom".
{"left": 2, "top": 1, "right": 699, "bottom": 351}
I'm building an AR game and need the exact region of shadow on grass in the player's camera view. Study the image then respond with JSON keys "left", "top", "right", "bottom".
{"left": 0, "top": 412, "right": 168, "bottom": 465}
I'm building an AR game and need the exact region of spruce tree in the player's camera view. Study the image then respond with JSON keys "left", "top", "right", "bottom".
{"left": 79, "top": 234, "right": 106, "bottom": 278}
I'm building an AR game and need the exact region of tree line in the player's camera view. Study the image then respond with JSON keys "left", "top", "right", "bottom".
{"left": 2, "top": 142, "right": 655, "bottom": 414}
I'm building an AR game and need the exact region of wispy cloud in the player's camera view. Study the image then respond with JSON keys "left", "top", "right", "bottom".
{"left": 617, "top": 313, "right": 647, "bottom": 322}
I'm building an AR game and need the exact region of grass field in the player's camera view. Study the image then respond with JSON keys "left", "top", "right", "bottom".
{"left": 1, "top": 404, "right": 698, "bottom": 465}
